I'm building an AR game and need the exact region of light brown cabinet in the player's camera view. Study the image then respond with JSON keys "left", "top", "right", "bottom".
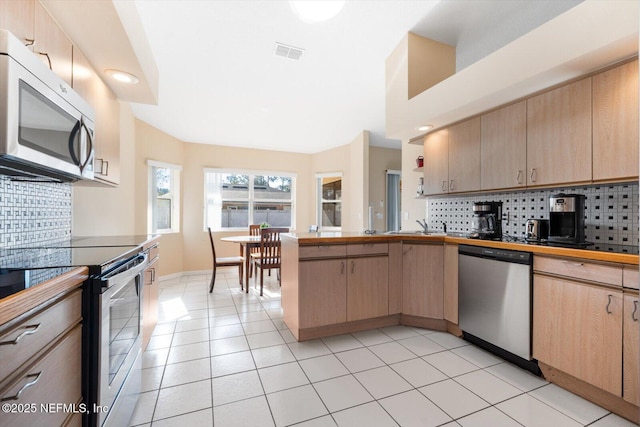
{"left": 447, "top": 117, "right": 481, "bottom": 193}
{"left": 443, "top": 243, "right": 458, "bottom": 324}
{"left": 142, "top": 241, "right": 160, "bottom": 351}
{"left": 592, "top": 59, "right": 639, "bottom": 182}
{"left": 402, "top": 243, "right": 443, "bottom": 319}
{"left": 72, "top": 47, "right": 121, "bottom": 185}
{"left": 533, "top": 274, "right": 623, "bottom": 395}
{"left": 0, "top": 287, "right": 83, "bottom": 427}
{"left": 423, "top": 129, "right": 449, "bottom": 195}
{"left": 481, "top": 101, "right": 527, "bottom": 190}
{"left": 526, "top": 78, "right": 592, "bottom": 187}
{"left": 623, "top": 293, "right": 639, "bottom": 406}
{"left": 298, "top": 258, "right": 347, "bottom": 328}
{"left": 423, "top": 118, "right": 480, "bottom": 195}
{"left": 0, "top": 0, "right": 35, "bottom": 48}
{"left": 347, "top": 256, "right": 389, "bottom": 321}
{"left": 34, "top": 1, "right": 72, "bottom": 86}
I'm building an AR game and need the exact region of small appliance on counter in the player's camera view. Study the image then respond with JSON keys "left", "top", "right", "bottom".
{"left": 548, "top": 194, "right": 586, "bottom": 245}
{"left": 470, "top": 201, "right": 503, "bottom": 240}
{"left": 525, "top": 219, "right": 549, "bottom": 243}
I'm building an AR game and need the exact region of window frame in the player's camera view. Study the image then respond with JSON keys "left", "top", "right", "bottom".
{"left": 147, "top": 159, "right": 182, "bottom": 234}
{"left": 316, "top": 172, "right": 342, "bottom": 231}
{"left": 204, "top": 168, "right": 296, "bottom": 232}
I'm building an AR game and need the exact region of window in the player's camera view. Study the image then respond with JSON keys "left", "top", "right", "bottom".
{"left": 205, "top": 169, "right": 295, "bottom": 230}
{"left": 148, "top": 160, "right": 181, "bottom": 233}
{"left": 316, "top": 173, "right": 342, "bottom": 230}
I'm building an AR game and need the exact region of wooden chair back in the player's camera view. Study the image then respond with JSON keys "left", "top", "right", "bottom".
{"left": 249, "top": 224, "right": 261, "bottom": 255}
{"left": 208, "top": 227, "right": 218, "bottom": 260}
{"left": 259, "top": 227, "right": 288, "bottom": 268}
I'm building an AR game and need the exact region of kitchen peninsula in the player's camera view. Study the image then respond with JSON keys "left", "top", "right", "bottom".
{"left": 281, "top": 232, "right": 640, "bottom": 423}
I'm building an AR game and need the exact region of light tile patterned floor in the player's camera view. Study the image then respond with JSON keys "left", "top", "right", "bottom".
{"left": 130, "top": 270, "right": 638, "bottom": 427}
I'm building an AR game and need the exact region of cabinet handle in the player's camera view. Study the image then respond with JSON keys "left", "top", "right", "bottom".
{"left": 37, "top": 52, "right": 52, "bottom": 70}
{"left": 151, "top": 268, "right": 156, "bottom": 282}
{"left": 449, "top": 180, "right": 454, "bottom": 191}
{"left": 351, "top": 261, "right": 355, "bottom": 274}
{"left": 516, "top": 170, "right": 523, "bottom": 184}
{"left": 633, "top": 301, "right": 638, "bottom": 322}
{"left": 441, "top": 181, "right": 447, "bottom": 192}
{"left": 1, "top": 372, "right": 42, "bottom": 401}
{"left": 530, "top": 168, "right": 537, "bottom": 183}
{"left": 0, "top": 324, "right": 41, "bottom": 346}
{"left": 606, "top": 295, "right": 613, "bottom": 314}
{"left": 561, "top": 261, "right": 584, "bottom": 267}
{"left": 341, "top": 261, "right": 345, "bottom": 274}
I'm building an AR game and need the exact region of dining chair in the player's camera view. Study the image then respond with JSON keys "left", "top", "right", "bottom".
{"left": 208, "top": 227, "right": 244, "bottom": 293}
{"left": 248, "top": 224, "right": 261, "bottom": 278}
{"left": 254, "top": 227, "right": 288, "bottom": 296}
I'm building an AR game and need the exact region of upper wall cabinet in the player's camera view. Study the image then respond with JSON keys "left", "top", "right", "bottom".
{"left": 592, "top": 59, "right": 639, "bottom": 182}
{"left": 34, "top": 1, "right": 72, "bottom": 86}
{"left": 0, "top": 0, "right": 35, "bottom": 48}
{"left": 448, "top": 117, "right": 481, "bottom": 193}
{"left": 526, "top": 78, "right": 592, "bottom": 187}
{"left": 423, "top": 129, "right": 449, "bottom": 195}
{"left": 73, "top": 48, "right": 120, "bottom": 186}
{"left": 481, "top": 101, "right": 527, "bottom": 190}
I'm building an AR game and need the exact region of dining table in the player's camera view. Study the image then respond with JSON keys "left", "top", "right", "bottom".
{"left": 220, "top": 235, "right": 261, "bottom": 293}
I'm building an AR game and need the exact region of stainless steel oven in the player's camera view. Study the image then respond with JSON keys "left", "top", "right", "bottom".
{"left": 93, "top": 252, "right": 147, "bottom": 427}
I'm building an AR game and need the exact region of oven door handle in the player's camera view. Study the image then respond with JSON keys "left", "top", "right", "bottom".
{"left": 101, "top": 254, "right": 147, "bottom": 291}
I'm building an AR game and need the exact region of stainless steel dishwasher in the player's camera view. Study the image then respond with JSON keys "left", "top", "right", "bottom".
{"left": 458, "top": 245, "right": 539, "bottom": 374}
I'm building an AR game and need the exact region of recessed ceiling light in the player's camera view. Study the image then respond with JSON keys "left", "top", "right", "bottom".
{"left": 105, "top": 69, "right": 139, "bottom": 84}
{"left": 289, "top": 1, "right": 345, "bottom": 23}
{"left": 417, "top": 125, "right": 433, "bottom": 131}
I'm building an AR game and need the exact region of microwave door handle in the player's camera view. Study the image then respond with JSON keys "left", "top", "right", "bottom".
{"left": 68, "top": 120, "right": 81, "bottom": 166}
{"left": 79, "top": 117, "right": 93, "bottom": 172}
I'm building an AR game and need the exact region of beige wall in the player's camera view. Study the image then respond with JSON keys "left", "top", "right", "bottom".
{"left": 73, "top": 116, "right": 370, "bottom": 276}
{"left": 72, "top": 102, "right": 136, "bottom": 236}
{"left": 311, "top": 130, "right": 369, "bottom": 232}
{"left": 402, "top": 141, "right": 427, "bottom": 231}
{"left": 369, "top": 146, "right": 401, "bottom": 232}
{"left": 181, "top": 142, "right": 314, "bottom": 271}
{"left": 135, "top": 119, "right": 185, "bottom": 276}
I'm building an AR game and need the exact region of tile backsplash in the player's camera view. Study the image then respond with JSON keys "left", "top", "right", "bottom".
{"left": 427, "top": 182, "right": 639, "bottom": 246}
{"left": 0, "top": 176, "right": 72, "bottom": 248}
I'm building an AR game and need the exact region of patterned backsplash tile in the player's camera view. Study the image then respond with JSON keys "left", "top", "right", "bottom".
{"left": 427, "top": 182, "right": 639, "bottom": 246}
{"left": 0, "top": 176, "right": 72, "bottom": 248}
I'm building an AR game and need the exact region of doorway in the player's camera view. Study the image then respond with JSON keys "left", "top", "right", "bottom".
{"left": 386, "top": 170, "right": 401, "bottom": 231}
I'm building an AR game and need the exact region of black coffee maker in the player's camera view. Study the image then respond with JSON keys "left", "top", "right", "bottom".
{"left": 548, "top": 194, "right": 585, "bottom": 245}
{"left": 470, "top": 201, "right": 503, "bottom": 240}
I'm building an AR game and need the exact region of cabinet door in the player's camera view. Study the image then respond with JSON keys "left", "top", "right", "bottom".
{"left": 34, "top": 1, "right": 72, "bottom": 86}
{"left": 533, "top": 275, "right": 622, "bottom": 395}
{"left": 623, "top": 294, "right": 639, "bottom": 406}
{"left": 93, "top": 79, "right": 121, "bottom": 185}
{"left": 402, "top": 244, "right": 443, "bottom": 319}
{"left": 443, "top": 243, "right": 458, "bottom": 324}
{"left": 299, "top": 259, "right": 347, "bottom": 328}
{"left": 593, "top": 60, "right": 639, "bottom": 181}
{"left": 423, "top": 129, "right": 449, "bottom": 195}
{"left": 448, "top": 117, "right": 480, "bottom": 193}
{"left": 481, "top": 101, "right": 527, "bottom": 190}
{"left": 142, "top": 256, "right": 159, "bottom": 351}
{"left": 347, "top": 256, "right": 388, "bottom": 321}
{"left": 527, "top": 78, "right": 592, "bottom": 186}
{"left": 0, "top": 0, "right": 35, "bottom": 47}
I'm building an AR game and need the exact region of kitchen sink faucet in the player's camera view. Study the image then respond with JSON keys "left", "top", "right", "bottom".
{"left": 416, "top": 219, "right": 428, "bottom": 234}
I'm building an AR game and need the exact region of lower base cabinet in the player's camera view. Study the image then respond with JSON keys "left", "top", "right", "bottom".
{"left": 623, "top": 293, "right": 639, "bottom": 406}
{"left": 299, "top": 259, "right": 347, "bottom": 328}
{"left": 347, "top": 256, "right": 388, "bottom": 321}
{"left": 402, "top": 243, "right": 443, "bottom": 319}
{"left": 533, "top": 275, "right": 623, "bottom": 395}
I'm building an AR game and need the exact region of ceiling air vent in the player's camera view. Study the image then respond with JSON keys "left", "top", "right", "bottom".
{"left": 274, "top": 42, "right": 304, "bottom": 61}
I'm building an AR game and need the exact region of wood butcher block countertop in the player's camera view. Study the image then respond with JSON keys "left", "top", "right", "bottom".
{"left": 282, "top": 232, "right": 639, "bottom": 266}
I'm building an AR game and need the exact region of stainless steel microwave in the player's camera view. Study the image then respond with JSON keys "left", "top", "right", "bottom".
{"left": 0, "top": 29, "right": 94, "bottom": 182}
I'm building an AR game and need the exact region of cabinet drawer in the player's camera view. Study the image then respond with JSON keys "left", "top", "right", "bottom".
{"left": 534, "top": 256, "right": 622, "bottom": 287}
{"left": 0, "top": 289, "right": 82, "bottom": 383}
{"left": 147, "top": 243, "right": 160, "bottom": 263}
{"left": 347, "top": 242, "right": 388, "bottom": 256}
{"left": 299, "top": 245, "right": 346, "bottom": 259}
{"left": 623, "top": 266, "right": 639, "bottom": 290}
{"left": 0, "top": 325, "right": 82, "bottom": 427}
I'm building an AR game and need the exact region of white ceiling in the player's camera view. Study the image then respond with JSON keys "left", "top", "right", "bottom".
{"left": 127, "top": 0, "right": 582, "bottom": 154}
